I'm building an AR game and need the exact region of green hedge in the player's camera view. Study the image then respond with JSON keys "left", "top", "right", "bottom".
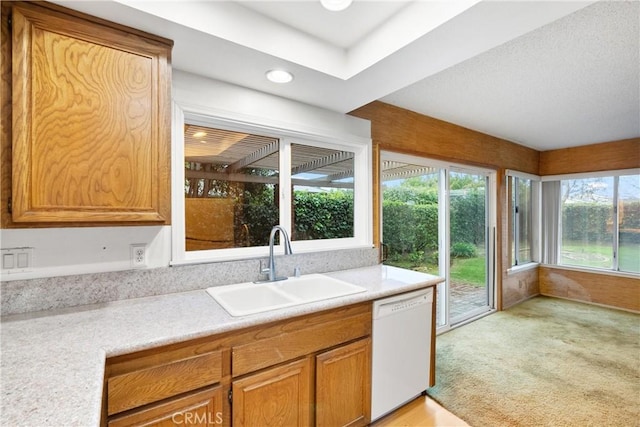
{"left": 562, "top": 201, "right": 640, "bottom": 244}
{"left": 241, "top": 188, "right": 640, "bottom": 250}
{"left": 562, "top": 203, "right": 612, "bottom": 243}
{"left": 293, "top": 191, "right": 354, "bottom": 240}
{"left": 382, "top": 201, "right": 438, "bottom": 255}
{"left": 241, "top": 190, "right": 354, "bottom": 244}
{"left": 382, "top": 193, "right": 486, "bottom": 257}
{"left": 450, "top": 190, "right": 485, "bottom": 246}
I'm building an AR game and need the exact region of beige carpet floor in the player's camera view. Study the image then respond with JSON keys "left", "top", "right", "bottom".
{"left": 427, "top": 296, "right": 640, "bottom": 427}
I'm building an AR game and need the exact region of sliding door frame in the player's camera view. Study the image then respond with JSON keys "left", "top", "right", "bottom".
{"left": 380, "top": 151, "right": 497, "bottom": 332}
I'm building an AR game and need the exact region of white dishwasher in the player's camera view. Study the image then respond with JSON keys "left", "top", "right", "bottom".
{"left": 371, "top": 287, "right": 433, "bottom": 421}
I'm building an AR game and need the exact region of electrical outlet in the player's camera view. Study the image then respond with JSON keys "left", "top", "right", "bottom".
{"left": 130, "top": 244, "right": 147, "bottom": 268}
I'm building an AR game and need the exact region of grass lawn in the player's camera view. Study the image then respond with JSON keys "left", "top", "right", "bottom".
{"left": 386, "top": 242, "right": 639, "bottom": 286}
{"left": 385, "top": 253, "right": 486, "bottom": 286}
{"left": 450, "top": 257, "right": 485, "bottom": 286}
{"left": 561, "top": 241, "right": 640, "bottom": 273}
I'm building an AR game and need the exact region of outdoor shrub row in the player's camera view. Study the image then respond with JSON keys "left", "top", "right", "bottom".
{"left": 562, "top": 202, "right": 640, "bottom": 243}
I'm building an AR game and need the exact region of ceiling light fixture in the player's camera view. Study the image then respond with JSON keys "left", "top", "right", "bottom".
{"left": 266, "top": 69, "right": 294, "bottom": 84}
{"left": 320, "top": 0, "right": 353, "bottom": 12}
{"left": 193, "top": 131, "right": 207, "bottom": 138}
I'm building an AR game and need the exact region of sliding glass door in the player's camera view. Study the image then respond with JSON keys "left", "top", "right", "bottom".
{"left": 381, "top": 153, "right": 495, "bottom": 330}
{"left": 448, "top": 169, "right": 492, "bottom": 324}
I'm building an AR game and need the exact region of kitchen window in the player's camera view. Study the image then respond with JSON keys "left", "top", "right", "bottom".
{"left": 172, "top": 111, "right": 371, "bottom": 264}
{"left": 290, "top": 143, "right": 355, "bottom": 242}
{"left": 184, "top": 125, "right": 280, "bottom": 251}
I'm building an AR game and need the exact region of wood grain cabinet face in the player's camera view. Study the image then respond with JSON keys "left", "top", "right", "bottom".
{"left": 230, "top": 304, "right": 373, "bottom": 427}
{"left": 103, "top": 303, "right": 373, "bottom": 427}
{"left": 107, "top": 350, "right": 223, "bottom": 416}
{"left": 108, "top": 386, "right": 224, "bottom": 427}
{"left": 232, "top": 338, "right": 371, "bottom": 427}
{"left": 232, "top": 358, "right": 312, "bottom": 427}
{"left": 315, "top": 338, "right": 371, "bottom": 427}
{"left": 10, "top": 3, "right": 172, "bottom": 224}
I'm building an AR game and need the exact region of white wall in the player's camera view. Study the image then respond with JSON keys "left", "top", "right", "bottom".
{"left": 0, "top": 226, "right": 171, "bottom": 280}
{"left": 0, "top": 71, "right": 371, "bottom": 281}
{"left": 172, "top": 70, "right": 371, "bottom": 141}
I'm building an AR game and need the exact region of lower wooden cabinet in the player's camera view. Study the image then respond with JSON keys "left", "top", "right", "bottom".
{"left": 108, "top": 386, "right": 224, "bottom": 427}
{"left": 232, "top": 357, "right": 312, "bottom": 427}
{"left": 232, "top": 338, "right": 371, "bottom": 427}
{"left": 104, "top": 302, "right": 374, "bottom": 427}
{"left": 316, "top": 338, "right": 371, "bottom": 427}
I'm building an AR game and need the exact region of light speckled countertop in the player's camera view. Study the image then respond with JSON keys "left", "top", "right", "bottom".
{"left": 0, "top": 265, "right": 442, "bottom": 426}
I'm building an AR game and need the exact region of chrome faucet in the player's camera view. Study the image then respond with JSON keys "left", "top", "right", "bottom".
{"left": 259, "top": 225, "right": 293, "bottom": 282}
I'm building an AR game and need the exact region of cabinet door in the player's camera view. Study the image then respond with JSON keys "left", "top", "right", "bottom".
{"left": 232, "top": 357, "right": 312, "bottom": 427}
{"left": 315, "top": 338, "right": 371, "bottom": 427}
{"left": 10, "top": 3, "right": 171, "bottom": 224}
{"left": 108, "top": 385, "right": 225, "bottom": 427}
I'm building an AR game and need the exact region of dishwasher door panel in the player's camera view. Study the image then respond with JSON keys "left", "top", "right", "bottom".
{"left": 371, "top": 288, "right": 433, "bottom": 421}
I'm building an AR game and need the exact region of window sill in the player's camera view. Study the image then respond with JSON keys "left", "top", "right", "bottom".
{"left": 171, "top": 243, "right": 375, "bottom": 267}
{"left": 507, "top": 262, "right": 539, "bottom": 275}
{"left": 540, "top": 264, "right": 640, "bottom": 279}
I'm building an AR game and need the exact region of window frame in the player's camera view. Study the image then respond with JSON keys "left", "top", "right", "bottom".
{"left": 542, "top": 168, "right": 640, "bottom": 275}
{"left": 171, "top": 106, "right": 373, "bottom": 265}
{"left": 506, "top": 170, "right": 541, "bottom": 270}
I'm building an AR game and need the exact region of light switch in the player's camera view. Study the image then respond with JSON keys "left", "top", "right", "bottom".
{"left": 2, "top": 247, "right": 34, "bottom": 273}
{"left": 17, "top": 252, "right": 29, "bottom": 268}
{"left": 3, "top": 253, "right": 15, "bottom": 269}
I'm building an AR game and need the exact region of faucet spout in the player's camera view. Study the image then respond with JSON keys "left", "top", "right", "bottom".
{"left": 265, "top": 225, "right": 293, "bottom": 282}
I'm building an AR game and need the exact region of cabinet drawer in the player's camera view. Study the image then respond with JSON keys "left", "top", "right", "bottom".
{"left": 108, "top": 350, "right": 223, "bottom": 416}
{"left": 108, "top": 385, "right": 224, "bottom": 427}
{"left": 232, "top": 303, "right": 371, "bottom": 377}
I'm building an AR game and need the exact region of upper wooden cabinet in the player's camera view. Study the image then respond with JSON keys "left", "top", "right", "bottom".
{"left": 7, "top": 2, "right": 172, "bottom": 224}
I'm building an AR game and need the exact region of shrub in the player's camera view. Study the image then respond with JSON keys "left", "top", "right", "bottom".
{"left": 451, "top": 242, "right": 477, "bottom": 258}
{"left": 382, "top": 201, "right": 438, "bottom": 255}
{"left": 409, "top": 250, "right": 425, "bottom": 266}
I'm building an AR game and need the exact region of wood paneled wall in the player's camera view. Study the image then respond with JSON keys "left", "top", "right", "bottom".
{"left": 540, "top": 266, "right": 639, "bottom": 312}
{"left": 539, "top": 137, "right": 640, "bottom": 175}
{"left": 349, "top": 102, "right": 639, "bottom": 312}
{"left": 503, "top": 267, "right": 540, "bottom": 309}
{"left": 350, "top": 101, "right": 540, "bottom": 173}
{"left": 350, "top": 101, "right": 542, "bottom": 310}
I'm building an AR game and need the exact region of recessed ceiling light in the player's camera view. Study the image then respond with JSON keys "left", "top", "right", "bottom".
{"left": 193, "top": 131, "right": 207, "bottom": 138}
{"left": 320, "top": 0, "right": 353, "bottom": 12}
{"left": 266, "top": 69, "right": 294, "bottom": 84}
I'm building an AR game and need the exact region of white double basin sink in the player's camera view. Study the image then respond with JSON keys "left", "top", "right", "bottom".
{"left": 206, "top": 274, "right": 367, "bottom": 317}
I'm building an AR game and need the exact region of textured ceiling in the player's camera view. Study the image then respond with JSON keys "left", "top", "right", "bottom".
{"left": 381, "top": 0, "right": 640, "bottom": 150}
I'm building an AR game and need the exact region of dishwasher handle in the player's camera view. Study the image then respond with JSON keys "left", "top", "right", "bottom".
{"left": 373, "top": 288, "right": 433, "bottom": 320}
